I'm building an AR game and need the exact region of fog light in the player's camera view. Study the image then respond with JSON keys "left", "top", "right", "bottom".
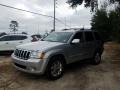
{"left": 29, "top": 67, "right": 36, "bottom": 72}
{"left": 31, "top": 68, "right": 35, "bottom": 72}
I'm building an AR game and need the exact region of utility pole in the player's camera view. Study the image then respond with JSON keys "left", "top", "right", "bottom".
{"left": 53, "top": 0, "right": 56, "bottom": 31}
{"left": 65, "top": 17, "right": 66, "bottom": 29}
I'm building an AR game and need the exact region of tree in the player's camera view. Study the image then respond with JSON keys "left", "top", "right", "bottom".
{"left": 67, "top": 0, "right": 98, "bottom": 11}
{"left": 67, "top": 0, "right": 120, "bottom": 11}
{"left": 91, "top": 6, "right": 120, "bottom": 42}
{"left": 109, "top": 7, "right": 120, "bottom": 42}
{"left": 9, "top": 21, "right": 18, "bottom": 34}
{"left": 91, "top": 7, "right": 111, "bottom": 41}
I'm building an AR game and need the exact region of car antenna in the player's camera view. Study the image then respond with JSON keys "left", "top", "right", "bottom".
{"left": 80, "top": 25, "right": 84, "bottom": 30}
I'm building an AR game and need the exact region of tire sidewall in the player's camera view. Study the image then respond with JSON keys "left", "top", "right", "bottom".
{"left": 91, "top": 52, "right": 101, "bottom": 65}
{"left": 46, "top": 56, "right": 64, "bottom": 80}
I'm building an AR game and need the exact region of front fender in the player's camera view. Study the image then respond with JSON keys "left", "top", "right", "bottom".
{"left": 41, "top": 49, "right": 67, "bottom": 73}
{"left": 44, "top": 49, "right": 67, "bottom": 61}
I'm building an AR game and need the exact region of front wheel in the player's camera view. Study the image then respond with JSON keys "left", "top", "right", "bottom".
{"left": 45, "top": 56, "right": 64, "bottom": 80}
{"left": 91, "top": 52, "right": 101, "bottom": 65}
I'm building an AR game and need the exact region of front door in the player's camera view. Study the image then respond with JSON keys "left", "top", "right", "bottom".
{"left": 67, "top": 32, "right": 86, "bottom": 63}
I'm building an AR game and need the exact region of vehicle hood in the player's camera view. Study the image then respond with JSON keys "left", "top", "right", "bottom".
{"left": 16, "top": 41, "right": 63, "bottom": 51}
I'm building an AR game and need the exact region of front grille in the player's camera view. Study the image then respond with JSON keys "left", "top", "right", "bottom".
{"left": 14, "top": 49, "right": 31, "bottom": 60}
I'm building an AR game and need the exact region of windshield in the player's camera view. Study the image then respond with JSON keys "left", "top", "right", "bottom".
{"left": 43, "top": 32, "right": 73, "bottom": 43}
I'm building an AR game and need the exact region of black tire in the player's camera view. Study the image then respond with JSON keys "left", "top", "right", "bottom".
{"left": 45, "top": 56, "right": 65, "bottom": 80}
{"left": 91, "top": 52, "right": 101, "bottom": 65}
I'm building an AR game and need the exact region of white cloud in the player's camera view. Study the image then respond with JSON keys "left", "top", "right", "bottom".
{"left": 0, "top": 0, "right": 92, "bottom": 34}
{"left": 15, "top": 3, "right": 34, "bottom": 19}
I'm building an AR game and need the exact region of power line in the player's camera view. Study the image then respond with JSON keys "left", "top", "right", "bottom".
{"left": 0, "top": 3, "right": 70, "bottom": 27}
{"left": 0, "top": 3, "right": 53, "bottom": 18}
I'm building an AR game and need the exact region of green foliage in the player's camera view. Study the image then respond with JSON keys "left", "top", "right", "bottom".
{"left": 9, "top": 20, "right": 18, "bottom": 34}
{"left": 91, "top": 6, "right": 120, "bottom": 42}
{"left": 109, "top": 7, "right": 120, "bottom": 42}
{"left": 67, "top": 0, "right": 98, "bottom": 11}
{"left": 67, "top": 0, "right": 120, "bottom": 11}
{"left": 91, "top": 8, "right": 110, "bottom": 41}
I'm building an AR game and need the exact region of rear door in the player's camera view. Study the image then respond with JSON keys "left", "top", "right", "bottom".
{"left": 93, "top": 32, "right": 104, "bottom": 54}
{"left": 8, "top": 35, "right": 29, "bottom": 50}
{"left": 0, "top": 35, "right": 14, "bottom": 51}
{"left": 0, "top": 35, "right": 29, "bottom": 51}
{"left": 84, "top": 31, "right": 96, "bottom": 58}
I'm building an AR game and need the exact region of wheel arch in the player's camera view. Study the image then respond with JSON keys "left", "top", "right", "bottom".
{"left": 94, "top": 47, "right": 103, "bottom": 56}
{"left": 48, "top": 54, "right": 67, "bottom": 65}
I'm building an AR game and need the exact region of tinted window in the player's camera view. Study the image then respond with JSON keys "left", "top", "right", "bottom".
{"left": 94, "top": 32, "right": 101, "bottom": 40}
{"left": 73, "top": 32, "right": 84, "bottom": 42}
{"left": 0, "top": 35, "right": 27, "bottom": 41}
{"left": 85, "top": 32, "right": 94, "bottom": 42}
{"left": 14, "top": 36, "right": 27, "bottom": 40}
{"left": 0, "top": 36, "right": 14, "bottom": 41}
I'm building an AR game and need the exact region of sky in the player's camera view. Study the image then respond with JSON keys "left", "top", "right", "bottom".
{"left": 0, "top": 0, "right": 92, "bottom": 35}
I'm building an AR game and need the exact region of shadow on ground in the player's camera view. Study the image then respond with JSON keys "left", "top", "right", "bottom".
{"left": 0, "top": 51, "right": 13, "bottom": 56}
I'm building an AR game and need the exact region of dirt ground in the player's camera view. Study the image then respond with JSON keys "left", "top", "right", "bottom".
{"left": 0, "top": 42, "right": 120, "bottom": 90}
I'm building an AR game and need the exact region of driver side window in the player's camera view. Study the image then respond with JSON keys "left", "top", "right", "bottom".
{"left": 72, "top": 32, "right": 84, "bottom": 43}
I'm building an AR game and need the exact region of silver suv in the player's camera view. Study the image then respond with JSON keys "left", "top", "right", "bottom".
{"left": 11, "top": 29, "right": 104, "bottom": 80}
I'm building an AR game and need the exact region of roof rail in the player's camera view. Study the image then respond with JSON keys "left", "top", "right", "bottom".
{"left": 62, "top": 28, "right": 91, "bottom": 31}
{"left": 62, "top": 28, "right": 80, "bottom": 31}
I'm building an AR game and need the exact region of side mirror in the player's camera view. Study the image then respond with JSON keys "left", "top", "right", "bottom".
{"left": 71, "top": 39, "right": 80, "bottom": 44}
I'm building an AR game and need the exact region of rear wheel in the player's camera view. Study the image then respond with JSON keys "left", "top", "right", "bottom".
{"left": 91, "top": 52, "right": 101, "bottom": 65}
{"left": 46, "top": 56, "right": 64, "bottom": 80}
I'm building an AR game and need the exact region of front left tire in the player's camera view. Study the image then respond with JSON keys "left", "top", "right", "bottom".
{"left": 45, "top": 56, "right": 65, "bottom": 80}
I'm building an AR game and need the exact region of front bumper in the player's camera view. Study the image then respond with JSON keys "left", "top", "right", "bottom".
{"left": 11, "top": 54, "right": 47, "bottom": 74}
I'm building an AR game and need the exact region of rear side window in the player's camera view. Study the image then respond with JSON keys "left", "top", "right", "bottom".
{"left": 14, "top": 36, "right": 27, "bottom": 40}
{"left": 85, "top": 32, "right": 94, "bottom": 42}
{"left": 94, "top": 32, "right": 101, "bottom": 40}
{"left": 0, "top": 35, "right": 27, "bottom": 41}
{"left": 0, "top": 36, "right": 14, "bottom": 41}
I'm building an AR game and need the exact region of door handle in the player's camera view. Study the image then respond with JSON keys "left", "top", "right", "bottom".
{"left": 6, "top": 42, "right": 8, "bottom": 44}
{"left": 19, "top": 41, "right": 23, "bottom": 43}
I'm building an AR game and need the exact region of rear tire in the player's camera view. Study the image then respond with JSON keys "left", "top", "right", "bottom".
{"left": 45, "top": 56, "right": 64, "bottom": 80}
{"left": 91, "top": 52, "right": 101, "bottom": 65}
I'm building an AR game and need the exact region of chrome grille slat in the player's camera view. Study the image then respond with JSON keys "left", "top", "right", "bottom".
{"left": 19, "top": 50, "right": 22, "bottom": 57}
{"left": 14, "top": 49, "right": 31, "bottom": 60}
{"left": 16, "top": 49, "right": 19, "bottom": 56}
{"left": 23, "top": 51, "right": 26, "bottom": 59}
{"left": 27, "top": 52, "right": 30, "bottom": 59}
{"left": 24, "top": 51, "right": 27, "bottom": 59}
{"left": 18, "top": 50, "right": 20, "bottom": 57}
{"left": 22, "top": 50, "right": 25, "bottom": 59}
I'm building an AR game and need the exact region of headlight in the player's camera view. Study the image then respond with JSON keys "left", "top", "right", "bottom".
{"left": 30, "top": 51, "right": 45, "bottom": 59}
